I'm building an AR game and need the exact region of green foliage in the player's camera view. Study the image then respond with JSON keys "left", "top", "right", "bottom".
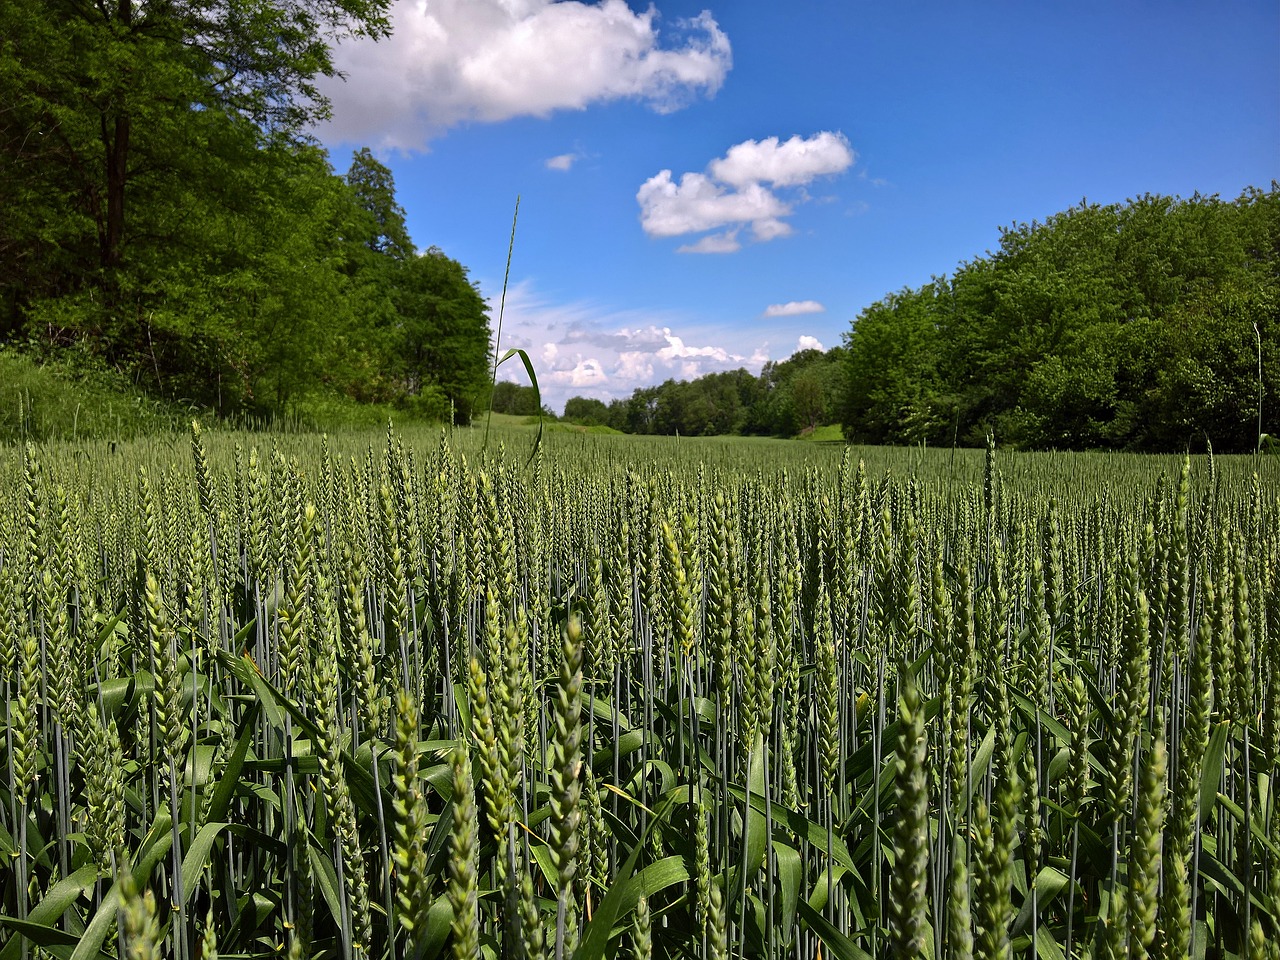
{"left": 0, "top": 347, "right": 190, "bottom": 444}
{"left": 490, "top": 381, "right": 546, "bottom": 417}
{"left": 563, "top": 396, "right": 611, "bottom": 426}
{"left": 840, "top": 188, "right": 1280, "bottom": 451}
{"left": 391, "top": 250, "right": 492, "bottom": 423}
{"left": 346, "top": 148, "right": 416, "bottom": 261}
{"left": 0, "top": 0, "right": 490, "bottom": 425}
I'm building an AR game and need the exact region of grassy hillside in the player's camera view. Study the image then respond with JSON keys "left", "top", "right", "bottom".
{"left": 0, "top": 349, "right": 193, "bottom": 445}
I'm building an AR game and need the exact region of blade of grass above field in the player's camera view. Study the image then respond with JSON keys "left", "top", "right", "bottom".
{"left": 493, "top": 347, "right": 544, "bottom": 466}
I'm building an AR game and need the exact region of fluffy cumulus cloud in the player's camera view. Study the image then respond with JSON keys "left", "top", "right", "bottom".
{"left": 762, "top": 300, "right": 825, "bottom": 317}
{"left": 316, "top": 1, "right": 732, "bottom": 150}
{"left": 637, "top": 132, "right": 855, "bottom": 252}
{"left": 796, "top": 335, "right": 825, "bottom": 352}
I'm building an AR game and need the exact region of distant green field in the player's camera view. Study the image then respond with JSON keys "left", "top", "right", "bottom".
{"left": 796, "top": 423, "right": 845, "bottom": 442}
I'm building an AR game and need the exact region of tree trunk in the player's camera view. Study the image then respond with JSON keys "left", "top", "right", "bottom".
{"left": 100, "top": 0, "right": 132, "bottom": 270}
{"left": 101, "top": 112, "right": 129, "bottom": 269}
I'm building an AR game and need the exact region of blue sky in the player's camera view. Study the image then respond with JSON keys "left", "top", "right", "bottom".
{"left": 316, "top": 0, "right": 1279, "bottom": 413}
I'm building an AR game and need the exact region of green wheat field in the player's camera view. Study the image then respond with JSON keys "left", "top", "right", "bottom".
{"left": 0, "top": 425, "right": 1277, "bottom": 960}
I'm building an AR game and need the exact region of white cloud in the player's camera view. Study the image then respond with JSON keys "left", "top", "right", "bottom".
{"left": 545, "top": 356, "right": 608, "bottom": 387}
{"left": 637, "top": 173, "right": 789, "bottom": 237}
{"left": 545, "top": 153, "right": 577, "bottom": 171}
{"left": 637, "top": 131, "right": 855, "bottom": 252}
{"left": 616, "top": 351, "right": 655, "bottom": 382}
{"left": 317, "top": 1, "right": 732, "bottom": 150}
{"left": 795, "top": 335, "right": 825, "bottom": 352}
{"left": 751, "top": 218, "right": 792, "bottom": 242}
{"left": 709, "top": 132, "right": 855, "bottom": 188}
{"left": 763, "top": 300, "right": 825, "bottom": 318}
{"left": 657, "top": 332, "right": 734, "bottom": 363}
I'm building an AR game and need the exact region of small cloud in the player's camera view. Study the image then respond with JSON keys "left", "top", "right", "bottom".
{"left": 546, "top": 357, "right": 608, "bottom": 387}
{"left": 545, "top": 153, "right": 577, "bottom": 171}
{"left": 677, "top": 231, "right": 742, "bottom": 254}
{"left": 795, "top": 335, "right": 825, "bottom": 352}
{"left": 751, "top": 219, "right": 792, "bottom": 242}
{"left": 657, "top": 331, "right": 738, "bottom": 364}
{"left": 708, "top": 131, "right": 856, "bottom": 189}
{"left": 762, "top": 300, "right": 826, "bottom": 318}
{"left": 638, "top": 131, "right": 855, "bottom": 252}
{"left": 639, "top": 173, "right": 788, "bottom": 238}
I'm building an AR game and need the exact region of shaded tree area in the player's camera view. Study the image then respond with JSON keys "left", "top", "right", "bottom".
{"left": 840, "top": 189, "right": 1280, "bottom": 451}
{"left": 488, "top": 381, "right": 552, "bottom": 418}
{"left": 0, "top": 0, "right": 490, "bottom": 422}
{"left": 563, "top": 348, "right": 845, "bottom": 437}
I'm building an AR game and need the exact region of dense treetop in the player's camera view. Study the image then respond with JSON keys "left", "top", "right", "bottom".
{"left": 0, "top": 0, "right": 491, "bottom": 422}
{"left": 840, "top": 189, "right": 1279, "bottom": 452}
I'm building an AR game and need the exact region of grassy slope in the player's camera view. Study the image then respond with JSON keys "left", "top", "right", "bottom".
{"left": 0, "top": 350, "right": 194, "bottom": 446}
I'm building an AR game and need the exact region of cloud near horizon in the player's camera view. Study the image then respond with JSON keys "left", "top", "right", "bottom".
{"left": 490, "top": 280, "right": 797, "bottom": 411}
{"left": 637, "top": 132, "right": 855, "bottom": 252}
{"left": 316, "top": 1, "right": 732, "bottom": 150}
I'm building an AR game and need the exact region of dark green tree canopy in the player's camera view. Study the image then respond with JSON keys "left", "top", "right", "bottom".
{"left": 588, "top": 347, "right": 844, "bottom": 438}
{"left": 563, "top": 396, "right": 610, "bottom": 425}
{"left": 347, "top": 148, "right": 415, "bottom": 260}
{"left": 839, "top": 188, "right": 1279, "bottom": 452}
{"left": 391, "top": 249, "right": 492, "bottom": 423}
{"left": 0, "top": 0, "right": 492, "bottom": 423}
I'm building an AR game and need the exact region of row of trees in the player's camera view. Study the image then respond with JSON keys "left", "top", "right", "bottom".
{"left": 577, "top": 188, "right": 1275, "bottom": 452}
{"left": 840, "top": 189, "right": 1278, "bottom": 452}
{"left": 562, "top": 347, "right": 845, "bottom": 437}
{"left": 0, "top": 0, "right": 492, "bottom": 421}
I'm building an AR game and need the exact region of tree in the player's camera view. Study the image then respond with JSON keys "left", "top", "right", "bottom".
{"left": 837, "top": 188, "right": 1280, "bottom": 450}
{"left": 393, "top": 250, "right": 492, "bottom": 423}
{"left": 791, "top": 366, "right": 827, "bottom": 432}
{"left": 347, "top": 148, "right": 415, "bottom": 260}
{"left": 0, "top": 0, "right": 397, "bottom": 412}
{"left": 840, "top": 285, "right": 949, "bottom": 444}
{"left": 564, "top": 396, "right": 610, "bottom": 425}
{"left": 1, "top": 0, "right": 389, "bottom": 278}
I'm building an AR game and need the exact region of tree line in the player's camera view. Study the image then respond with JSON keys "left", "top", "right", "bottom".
{"left": 559, "top": 346, "right": 845, "bottom": 437}
{"left": 4, "top": 0, "right": 1271, "bottom": 449}
{"left": 560, "top": 188, "right": 1276, "bottom": 452}
{"left": 0, "top": 0, "right": 492, "bottom": 422}
{"left": 839, "top": 188, "right": 1278, "bottom": 452}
